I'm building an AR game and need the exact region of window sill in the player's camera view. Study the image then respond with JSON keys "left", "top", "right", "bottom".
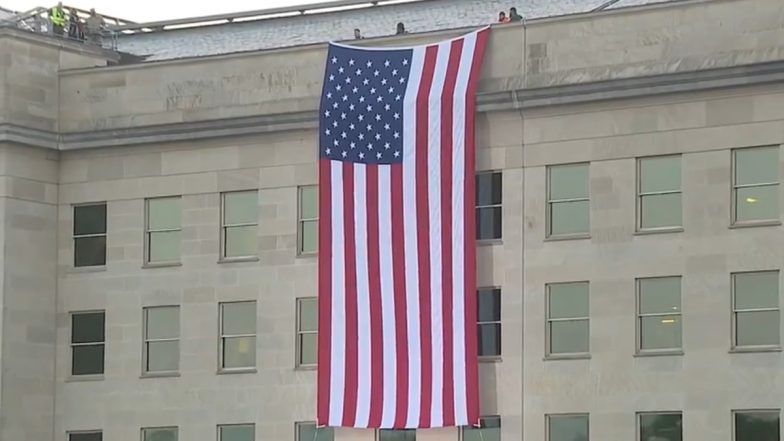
{"left": 216, "top": 368, "right": 257, "bottom": 375}
{"left": 730, "top": 220, "right": 782, "bottom": 229}
{"left": 142, "top": 262, "right": 182, "bottom": 269}
{"left": 634, "top": 350, "right": 684, "bottom": 358}
{"left": 544, "top": 354, "right": 591, "bottom": 361}
{"left": 217, "top": 256, "right": 260, "bottom": 264}
{"left": 140, "top": 372, "right": 181, "bottom": 379}
{"left": 544, "top": 234, "right": 590, "bottom": 242}
{"left": 295, "top": 364, "right": 318, "bottom": 371}
{"left": 66, "top": 374, "right": 105, "bottom": 382}
{"left": 729, "top": 346, "right": 782, "bottom": 354}
{"left": 296, "top": 252, "right": 318, "bottom": 259}
{"left": 634, "top": 227, "right": 684, "bottom": 236}
{"left": 68, "top": 265, "right": 107, "bottom": 274}
{"left": 477, "top": 239, "right": 503, "bottom": 247}
{"left": 479, "top": 356, "right": 502, "bottom": 363}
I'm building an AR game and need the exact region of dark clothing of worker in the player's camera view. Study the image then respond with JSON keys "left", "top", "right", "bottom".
{"left": 50, "top": 6, "right": 66, "bottom": 36}
{"left": 68, "top": 11, "right": 82, "bottom": 40}
{"left": 509, "top": 8, "right": 523, "bottom": 22}
{"left": 396, "top": 22, "right": 406, "bottom": 35}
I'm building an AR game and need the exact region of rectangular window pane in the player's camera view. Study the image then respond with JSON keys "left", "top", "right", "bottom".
{"left": 641, "top": 193, "right": 682, "bottom": 229}
{"left": 72, "top": 345, "right": 104, "bottom": 375}
{"left": 477, "top": 173, "right": 502, "bottom": 206}
{"left": 550, "top": 320, "right": 589, "bottom": 354}
{"left": 69, "top": 433, "right": 102, "bottom": 441}
{"left": 549, "top": 283, "right": 589, "bottom": 319}
{"left": 72, "top": 312, "right": 105, "bottom": 343}
{"left": 477, "top": 206, "right": 502, "bottom": 240}
{"left": 548, "top": 415, "right": 589, "bottom": 441}
{"left": 222, "top": 302, "right": 256, "bottom": 335}
{"left": 640, "top": 316, "right": 682, "bottom": 350}
{"left": 549, "top": 164, "right": 589, "bottom": 200}
{"left": 143, "top": 428, "right": 178, "bottom": 441}
{"left": 74, "top": 236, "right": 106, "bottom": 267}
{"left": 224, "top": 191, "right": 258, "bottom": 225}
{"left": 219, "top": 425, "right": 254, "bottom": 441}
{"left": 478, "top": 323, "right": 501, "bottom": 357}
{"left": 550, "top": 200, "right": 589, "bottom": 236}
{"left": 735, "top": 272, "right": 779, "bottom": 310}
{"left": 74, "top": 204, "right": 106, "bottom": 235}
{"left": 297, "top": 423, "right": 334, "bottom": 441}
{"left": 640, "top": 156, "right": 681, "bottom": 193}
{"left": 737, "top": 310, "right": 780, "bottom": 347}
{"left": 736, "top": 185, "right": 779, "bottom": 222}
{"left": 299, "top": 334, "right": 318, "bottom": 365}
{"left": 223, "top": 336, "right": 256, "bottom": 368}
{"left": 379, "top": 429, "right": 416, "bottom": 441}
{"left": 736, "top": 147, "right": 779, "bottom": 186}
{"left": 735, "top": 411, "right": 780, "bottom": 441}
{"left": 147, "top": 341, "right": 179, "bottom": 372}
{"left": 149, "top": 231, "right": 180, "bottom": 263}
{"left": 301, "top": 220, "right": 318, "bottom": 254}
{"left": 148, "top": 198, "right": 181, "bottom": 230}
{"left": 299, "top": 298, "right": 318, "bottom": 332}
{"left": 463, "top": 416, "right": 501, "bottom": 441}
{"left": 146, "top": 307, "right": 179, "bottom": 340}
{"left": 300, "top": 186, "right": 318, "bottom": 219}
{"left": 639, "top": 278, "right": 681, "bottom": 314}
{"left": 225, "top": 226, "right": 257, "bottom": 257}
{"left": 478, "top": 289, "right": 501, "bottom": 322}
{"left": 639, "top": 414, "right": 682, "bottom": 441}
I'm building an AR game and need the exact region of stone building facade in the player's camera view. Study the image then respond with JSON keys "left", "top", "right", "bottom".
{"left": 0, "top": 0, "right": 783, "bottom": 440}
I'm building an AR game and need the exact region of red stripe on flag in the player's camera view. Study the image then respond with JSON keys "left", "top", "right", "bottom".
{"left": 366, "top": 164, "right": 384, "bottom": 428}
{"left": 391, "top": 165, "right": 409, "bottom": 428}
{"left": 342, "top": 163, "right": 359, "bottom": 427}
{"left": 440, "top": 38, "right": 464, "bottom": 427}
{"left": 416, "top": 44, "right": 439, "bottom": 429}
{"left": 464, "top": 29, "right": 489, "bottom": 426}
{"left": 317, "top": 159, "right": 333, "bottom": 426}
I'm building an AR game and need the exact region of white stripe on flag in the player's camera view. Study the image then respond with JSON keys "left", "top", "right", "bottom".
{"left": 428, "top": 40, "right": 451, "bottom": 427}
{"left": 403, "top": 46, "right": 425, "bottom": 428}
{"left": 378, "top": 165, "right": 397, "bottom": 428}
{"left": 354, "top": 163, "right": 371, "bottom": 427}
{"left": 329, "top": 160, "right": 346, "bottom": 427}
{"left": 452, "top": 31, "right": 476, "bottom": 426}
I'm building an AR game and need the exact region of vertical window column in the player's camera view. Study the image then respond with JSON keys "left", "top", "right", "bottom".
{"left": 73, "top": 203, "right": 107, "bottom": 267}
{"left": 221, "top": 191, "right": 259, "bottom": 259}
{"left": 298, "top": 186, "right": 319, "bottom": 255}
{"left": 733, "top": 271, "right": 781, "bottom": 349}
{"left": 71, "top": 311, "right": 105, "bottom": 376}
{"left": 733, "top": 146, "right": 780, "bottom": 224}
{"left": 145, "top": 197, "right": 182, "bottom": 264}
{"left": 637, "top": 277, "right": 682, "bottom": 353}
{"left": 296, "top": 298, "right": 318, "bottom": 367}
{"left": 143, "top": 306, "right": 180, "bottom": 374}
{"left": 477, "top": 288, "right": 501, "bottom": 358}
{"left": 547, "top": 163, "right": 589, "bottom": 238}
{"left": 546, "top": 282, "right": 590, "bottom": 357}
{"left": 476, "top": 172, "right": 502, "bottom": 241}
{"left": 219, "top": 301, "right": 257, "bottom": 370}
{"left": 637, "top": 156, "right": 682, "bottom": 231}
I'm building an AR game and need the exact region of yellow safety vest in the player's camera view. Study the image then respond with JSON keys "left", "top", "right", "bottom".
{"left": 50, "top": 7, "right": 66, "bottom": 26}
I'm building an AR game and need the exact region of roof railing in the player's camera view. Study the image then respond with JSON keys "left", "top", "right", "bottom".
{"left": 110, "top": 0, "right": 428, "bottom": 34}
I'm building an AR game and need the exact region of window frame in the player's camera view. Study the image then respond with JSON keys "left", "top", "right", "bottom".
{"left": 218, "top": 301, "right": 257, "bottom": 372}
{"left": 546, "top": 163, "right": 590, "bottom": 239}
{"left": 296, "top": 297, "right": 318, "bottom": 369}
{"left": 476, "top": 170, "right": 503, "bottom": 242}
{"left": 731, "top": 270, "right": 781, "bottom": 351}
{"left": 477, "top": 287, "right": 502, "bottom": 360}
{"left": 731, "top": 146, "right": 781, "bottom": 226}
{"left": 545, "top": 282, "right": 590, "bottom": 358}
{"left": 141, "top": 426, "right": 178, "bottom": 441}
{"left": 220, "top": 190, "right": 259, "bottom": 261}
{"left": 217, "top": 423, "right": 255, "bottom": 441}
{"left": 73, "top": 202, "right": 107, "bottom": 268}
{"left": 144, "top": 196, "right": 182, "bottom": 266}
{"left": 637, "top": 411, "right": 682, "bottom": 441}
{"left": 461, "top": 415, "right": 501, "bottom": 441}
{"left": 732, "top": 409, "right": 781, "bottom": 441}
{"left": 70, "top": 310, "right": 106, "bottom": 377}
{"left": 635, "top": 276, "right": 683, "bottom": 355}
{"left": 636, "top": 155, "right": 683, "bottom": 233}
{"left": 377, "top": 429, "right": 417, "bottom": 441}
{"left": 142, "top": 305, "right": 180, "bottom": 376}
{"left": 545, "top": 413, "right": 589, "bottom": 441}
{"left": 67, "top": 430, "right": 103, "bottom": 441}
{"left": 295, "top": 421, "right": 334, "bottom": 441}
{"left": 297, "top": 185, "right": 319, "bottom": 256}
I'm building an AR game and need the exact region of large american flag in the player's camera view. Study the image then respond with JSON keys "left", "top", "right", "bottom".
{"left": 317, "top": 28, "right": 489, "bottom": 429}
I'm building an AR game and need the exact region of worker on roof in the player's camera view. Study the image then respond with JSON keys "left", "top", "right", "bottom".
{"left": 49, "top": 2, "right": 66, "bottom": 36}
{"left": 68, "top": 8, "right": 83, "bottom": 40}
{"left": 498, "top": 11, "right": 510, "bottom": 23}
{"left": 85, "top": 8, "right": 104, "bottom": 46}
{"left": 509, "top": 7, "right": 523, "bottom": 22}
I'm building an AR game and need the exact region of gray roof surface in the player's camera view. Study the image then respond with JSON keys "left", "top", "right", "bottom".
{"left": 115, "top": 0, "right": 678, "bottom": 62}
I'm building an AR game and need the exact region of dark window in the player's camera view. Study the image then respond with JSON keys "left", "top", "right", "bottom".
{"left": 735, "top": 411, "right": 780, "bottom": 441}
{"left": 463, "top": 416, "right": 501, "bottom": 441}
{"left": 378, "top": 429, "right": 416, "bottom": 441}
{"left": 296, "top": 422, "right": 334, "bottom": 441}
{"left": 478, "top": 288, "right": 501, "bottom": 357}
{"left": 69, "top": 433, "right": 102, "bottom": 441}
{"left": 71, "top": 312, "right": 105, "bottom": 376}
{"left": 476, "top": 172, "right": 502, "bottom": 240}
{"left": 639, "top": 413, "right": 682, "bottom": 441}
{"left": 74, "top": 204, "right": 106, "bottom": 267}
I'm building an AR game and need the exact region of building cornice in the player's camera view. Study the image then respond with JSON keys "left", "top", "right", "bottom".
{"left": 4, "top": 59, "right": 784, "bottom": 151}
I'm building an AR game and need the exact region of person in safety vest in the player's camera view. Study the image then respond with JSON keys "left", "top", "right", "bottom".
{"left": 49, "top": 2, "right": 66, "bottom": 36}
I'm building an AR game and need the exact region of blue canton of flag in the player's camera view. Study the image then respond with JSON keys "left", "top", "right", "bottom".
{"left": 319, "top": 45, "right": 413, "bottom": 164}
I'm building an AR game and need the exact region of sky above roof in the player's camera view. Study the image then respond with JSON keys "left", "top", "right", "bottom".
{"left": 1, "top": 0, "right": 341, "bottom": 21}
